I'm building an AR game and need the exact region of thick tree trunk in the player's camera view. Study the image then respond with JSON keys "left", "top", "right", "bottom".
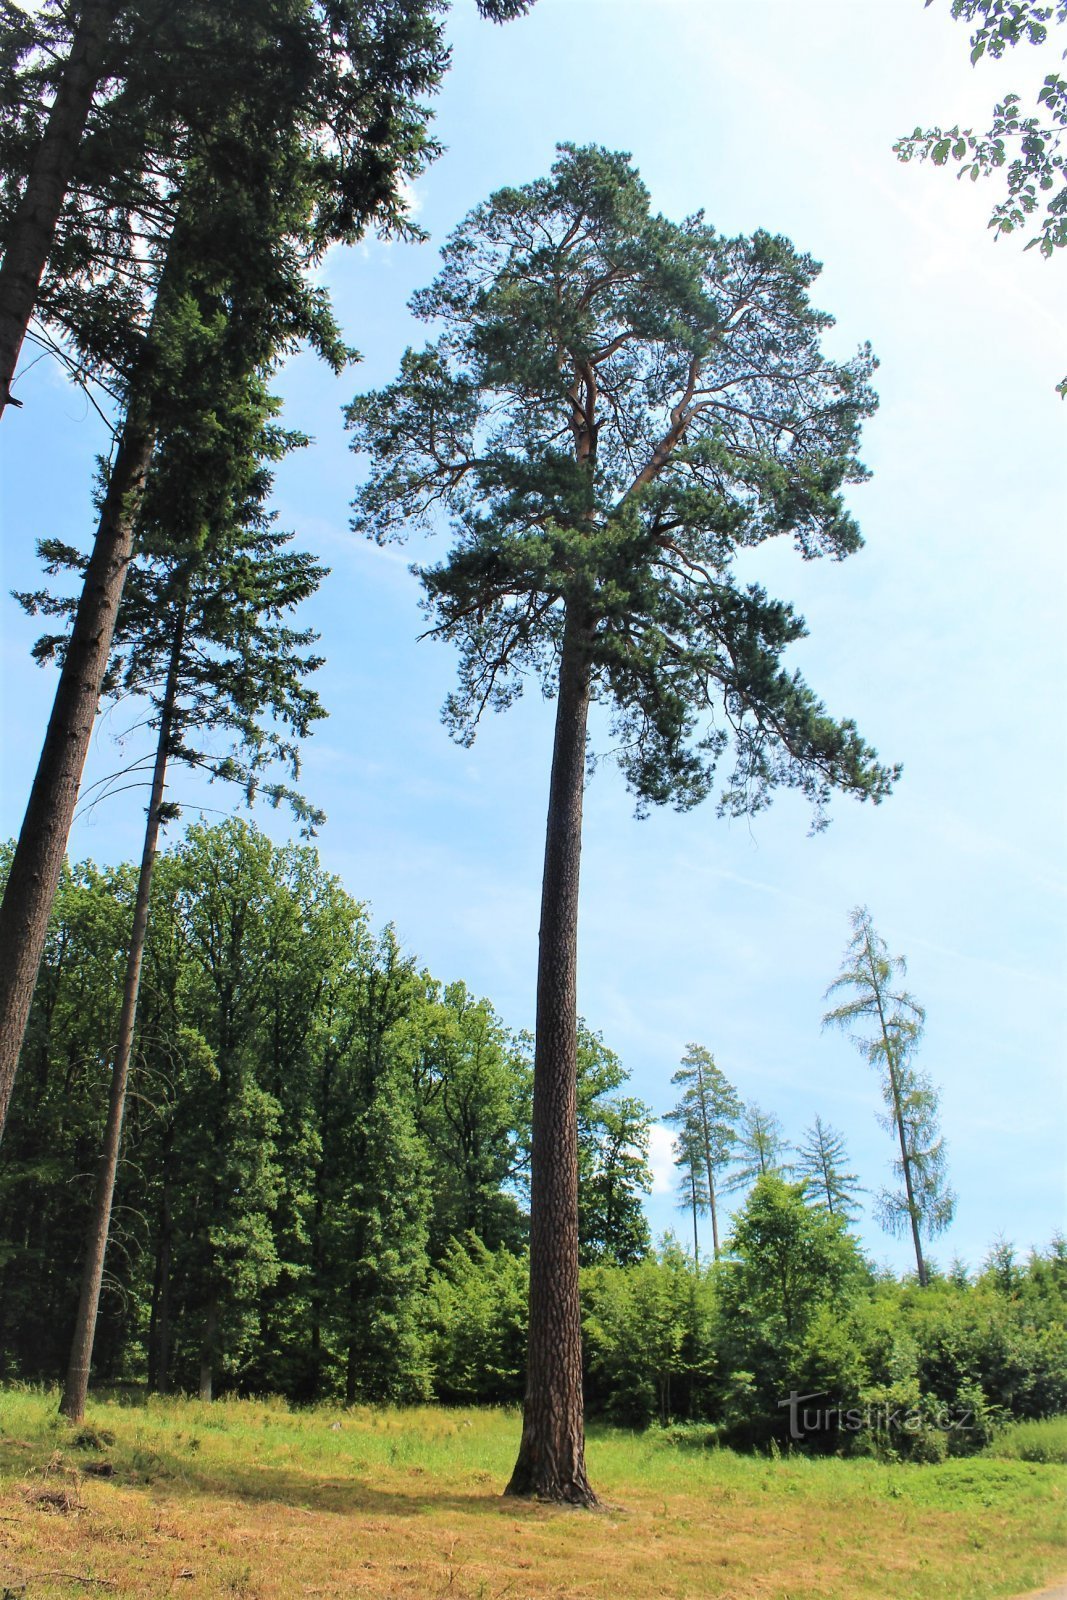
{"left": 60, "top": 602, "right": 185, "bottom": 1421}
{"left": 0, "top": 0, "right": 120, "bottom": 418}
{"left": 505, "top": 603, "right": 596, "bottom": 1507}
{"left": 0, "top": 400, "right": 155, "bottom": 1141}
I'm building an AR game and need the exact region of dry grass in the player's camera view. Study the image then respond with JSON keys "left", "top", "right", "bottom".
{"left": 0, "top": 1391, "right": 1063, "bottom": 1600}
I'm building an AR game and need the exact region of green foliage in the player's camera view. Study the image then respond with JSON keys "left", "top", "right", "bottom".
{"left": 665, "top": 1043, "right": 740, "bottom": 1260}
{"left": 896, "top": 0, "right": 1066, "bottom": 391}
{"left": 583, "top": 1237, "right": 716, "bottom": 1425}
{"left": 721, "top": 1104, "right": 791, "bottom": 1198}
{"left": 1, "top": 829, "right": 1063, "bottom": 1453}
{"left": 426, "top": 1235, "right": 528, "bottom": 1402}
{"left": 714, "top": 1175, "right": 869, "bottom": 1444}
{"left": 348, "top": 143, "right": 895, "bottom": 826}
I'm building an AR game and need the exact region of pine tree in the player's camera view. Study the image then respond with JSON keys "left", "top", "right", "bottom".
{"left": 823, "top": 906, "right": 956, "bottom": 1285}
{"left": 794, "top": 1115, "right": 864, "bottom": 1221}
{"left": 348, "top": 143, "right": 893, "bottom": 1503}
{"left": 672, "top": 1117, "right": 710, "bottom": 1268}
{"left": 665, "top": 1043, "right": 741, "bottom": 1258}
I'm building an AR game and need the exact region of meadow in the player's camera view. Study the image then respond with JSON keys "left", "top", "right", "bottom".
{"left": 0, "top": 1391, "right": 1063, "bottom": 1600}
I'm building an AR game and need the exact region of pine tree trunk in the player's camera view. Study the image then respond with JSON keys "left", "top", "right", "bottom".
{"left": 0, "top": 0, "right": 120, "bottom": 418}
{"left": 694, "top": 1062, "right": 719, "bottom": 1259}
{"left": 505, "top": 602, "right": 596, "bottom": 1507}
{"left": 0, "top": 399, "right": 155, "bottom": 1141}
{"left": 60, "top": 600, "right": 186, "bottom": 1421}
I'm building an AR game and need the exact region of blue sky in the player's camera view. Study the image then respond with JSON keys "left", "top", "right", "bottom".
{"left": 1, "top": 0, "right": 1064, "bottom": 1273}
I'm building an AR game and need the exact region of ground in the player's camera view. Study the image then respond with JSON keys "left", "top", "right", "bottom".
{"left": 0, "top": 1393, "right": 1063, "bottom": 1599}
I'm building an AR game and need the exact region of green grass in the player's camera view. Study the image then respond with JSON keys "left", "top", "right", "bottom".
{"left": 0, "top": 1388, "right": 1063, "bottom": 1599}
{"left": 986, "top": 1414, "right": 1067, "bottom": 1465}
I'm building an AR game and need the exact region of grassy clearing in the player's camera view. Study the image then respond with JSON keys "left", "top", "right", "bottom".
{"left": 0, "top": 1388, "right": 1063, "bottom": 1600}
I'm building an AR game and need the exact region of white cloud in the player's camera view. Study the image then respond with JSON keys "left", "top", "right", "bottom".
{"left": 647, "top": 1122, "right": 677, "bottom": 1196}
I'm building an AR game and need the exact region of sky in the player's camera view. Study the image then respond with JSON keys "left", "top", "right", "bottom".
{"left": 1, "top": 0, "right": 1065, "bottom": 1275}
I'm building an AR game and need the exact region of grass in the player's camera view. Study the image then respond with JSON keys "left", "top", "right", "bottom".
{"left": 986, "top": 1415, "right": 1067, "bottom": 1465}
{"left": 0, "top": 1389, "right": 1063, "bottom": 1600}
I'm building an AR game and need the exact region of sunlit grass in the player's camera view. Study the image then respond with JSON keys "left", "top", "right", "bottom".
{"left": 0, "top": 1387, "right": 1063, "bottom": 1599}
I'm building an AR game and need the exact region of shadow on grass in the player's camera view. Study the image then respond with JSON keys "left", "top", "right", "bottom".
{"left": 0, "top": 1434, "right": 539, "bottom": 1521}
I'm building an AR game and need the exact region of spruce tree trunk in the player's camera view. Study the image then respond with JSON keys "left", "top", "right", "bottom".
{"left": 0, "top": 399, "right": 155, "bottom": 1140}
{"left": 505, "top": 603, "right": 596, "bottom": 1507}
{"left": 60, "top": 601, "right": 186, "bottom": 1421}
{"left": 0, "top": 0, "right": 120, "bottom": 418}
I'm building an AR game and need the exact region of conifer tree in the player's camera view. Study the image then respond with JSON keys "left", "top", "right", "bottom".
{"left": 0, "top": 0, "right": 464, "bottom": 1138}
{"left": 720, "top": 1104, "right": 791, "bottom": 1197}
{"left": 672, "top": 1117, "right": 710, "bottom": 1268}
{"left": 794, "top": 1115, "right": 864, "bottom": 1221}
{"left": 666, "top": 1043, "right": 741, "bottom": 1258}
{"left": 823, "top": 906, "right": 956, "bottom": 1285}
{"left": 349, "top": 143, "right": 894, "bottom": 1504}
{"left": 17, "top": 380, "right": 327, "bottom": 1420}
{"left": 0, "top": 0, "right": 116, "bottom": 415}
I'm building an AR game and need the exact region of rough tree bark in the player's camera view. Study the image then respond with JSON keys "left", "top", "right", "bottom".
{"left": 505, "top": 601, "right": 597, "bottom": 1507}
{"left": 0, "top": 401, "right": 155, "bottom": 1141}
{"left": 0, "top": 0, "right": 121, "bottom": 418}
{"left": 60, "top": 598, "right": 186, "bottom": 1421}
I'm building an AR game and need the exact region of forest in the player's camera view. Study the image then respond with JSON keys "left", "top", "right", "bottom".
{"left": 0, "top": 0, "right": 1063, "bottom": 1583}
{"left": 1, "top": 821, "right": 1063, "bottom": 1462}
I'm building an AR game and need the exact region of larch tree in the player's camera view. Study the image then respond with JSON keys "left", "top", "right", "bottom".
{"left": 721, "top": 1104, "right": 791, "bottom": 1198}
{"left": 347, "top": 144, "right": 895, "bottom": 1504}
{"left": 823, "top": 906, "right": 956, "bottom": 1286}
{"left": 794, "top": 1115, "right": 864, "bottom": 1221}
{"left": 666, "top": 1043, "right": 742, "bottom": 1259}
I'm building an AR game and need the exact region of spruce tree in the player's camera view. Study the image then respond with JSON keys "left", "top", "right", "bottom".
{"left": 17, "top": 380, "right": 327, "bottom": 1420}
{"left": 0, "top": 0, "right": 461, "bottom": 1138}
{"left": 349, "top": 143, "right": 894, "bottom": 1504}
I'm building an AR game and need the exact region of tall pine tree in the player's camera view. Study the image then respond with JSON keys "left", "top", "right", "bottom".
{"left": 349, "top": 145, "right": 894, "bottom": 1500}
